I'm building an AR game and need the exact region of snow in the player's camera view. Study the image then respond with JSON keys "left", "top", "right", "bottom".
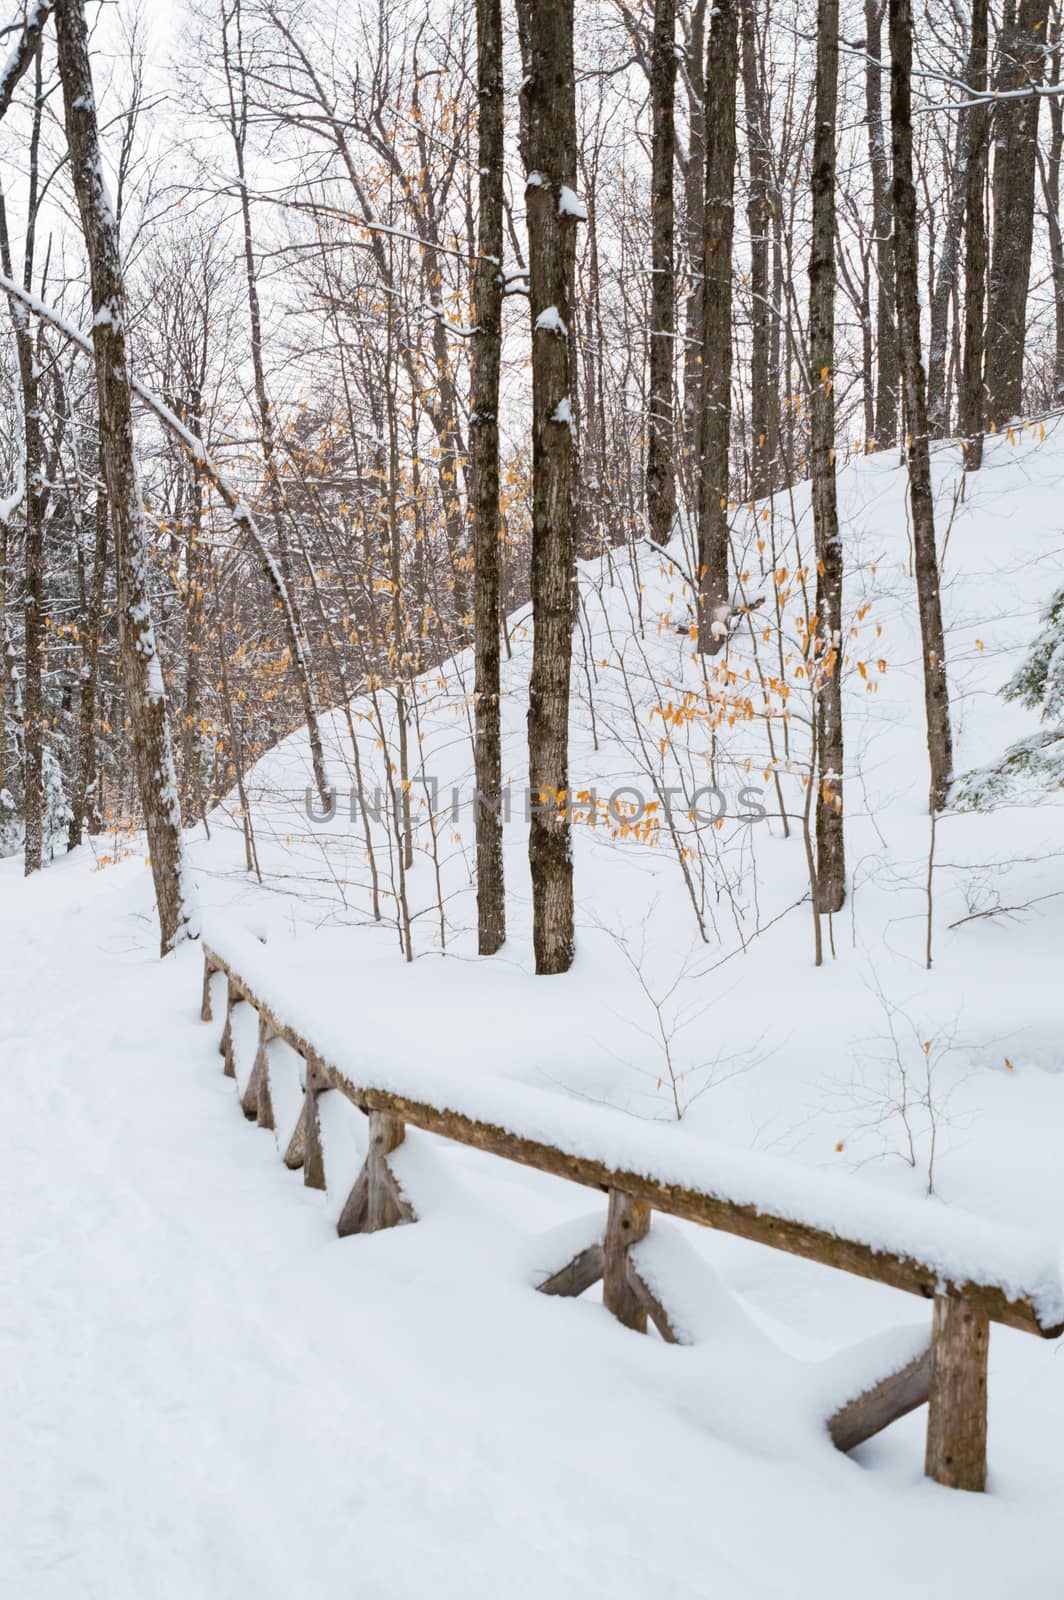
{"left": 7, "top": 424, "right": 1064, "bottom": 1593}
{"left": 558, "top": 185, "right": 588, "bottom": 220}
{"left": 534, "top": 305, "right": 568, "bottom": 337}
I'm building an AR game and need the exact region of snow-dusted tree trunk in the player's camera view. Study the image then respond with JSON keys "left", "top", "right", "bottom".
{"left": 865, "top": 0, "right": 898, "bottom": 448}
{"left": 646, "top": 0, "right": 677, "bottom": 548}
{"left": 1039, "top": 12, "right": 1064, "bottom": 407}
{"left": 696, "top": 0, "right": 737, "bottom": 655}
{"left": 0, "top": 173, "right": 44, "bottom": 874}
{"left": 740, "top": 0, "right": 774, "bottom": 500}
{"left": 926, "top": 88, "right": 971, "bottom": 439}
{"left": 69, "top": 465, "right": 107, "bottom": 845}
{"left": 890, "top": 0, "right": 953, "bottom": 812}
{"left": 986, "top": 0, "right": 1050, "bottom": 424}
{"left": 959, "top": 0, "right": 990, "bottom": 470}
{"left": 681, "top": 0, "right": 707, "bottom": 465}
{"left": 519, "top": 0, "right": 578, "bottom": 975}
{"left": 54, "top": 0, "right": 197, "bottom": 952}
{"left": 471, "top": 0, "right": 506, "bottom": 955}
{"left": 809, "top": 0, "right": 845, "bottom": 914}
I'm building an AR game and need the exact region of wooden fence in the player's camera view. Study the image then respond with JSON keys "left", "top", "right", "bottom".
{"left": 200, "top": 940, "right": 1064, "bottom": 1493}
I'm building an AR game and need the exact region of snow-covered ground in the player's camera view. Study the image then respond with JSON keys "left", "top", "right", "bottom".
{"left": 5, "top": 424, "right": 1064, "bottom": 1596}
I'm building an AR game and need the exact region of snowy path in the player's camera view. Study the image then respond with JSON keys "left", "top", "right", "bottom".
{"left": 4, "top": 856, "right": 1064, "bottom": 1598}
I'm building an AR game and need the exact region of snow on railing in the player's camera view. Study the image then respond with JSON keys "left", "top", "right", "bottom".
{"left": 199, "top": 924, "right": 1064, "bottom": 1493}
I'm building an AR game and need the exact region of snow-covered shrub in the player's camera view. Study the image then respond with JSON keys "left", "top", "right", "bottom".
{"left": 956, "top": 584, "right": 1064, "bottom": 805}
{"left": 41, "top": 747, "right": 73, "bottom": 861}
{"left": 0, "top": 786, "right": 19, "bottom": 856}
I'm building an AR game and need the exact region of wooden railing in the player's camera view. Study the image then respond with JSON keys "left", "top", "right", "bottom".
{"left": 200, "top": 935, "right": 1064, "bottom": 1493}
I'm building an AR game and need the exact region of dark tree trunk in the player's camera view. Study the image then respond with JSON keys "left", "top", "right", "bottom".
{"left": 890, "top": 0, "right": 954, "bottom": 811}
{"left": 471, "top": 0, "right": 506, "bottom": 954}
{"left": 986, "top": 0, "right": 1050, "bottom": 424}
{"left": 646, "top": 0, "right": 677, "bottom": 546}
{"left": 1040, "top": 13, "right": 1064, "bottom": 405}
{"left": 70, "top": 473, "right": 108, "bottom": 845}
{"left": 519, "top": 0, "right": 579, "bottom": 975}
{"left": 0, "top": 192, "right": 44, "bottom": 873}
{"left": 697, "top": 0, "right": 738, "bottom": 655}
{"left": 810, "top": 0, "right": 845, "bottom": 914}
{"left": 865, "top": 0, "right": 899, "bottom": 447}
{"left": 740, "top": 0, "right": 774, "bottom": 499}
{"left": 55, "top": 0, "right": 197, "bottom": 952}
{"left": 959, "top": 0, "right": 990, "bottom": 469}
{"left": 681, "top": 0, "right": 708, "bottom": 464}
{"left": 927, "top": 90, "right": 971, "bottom": 438}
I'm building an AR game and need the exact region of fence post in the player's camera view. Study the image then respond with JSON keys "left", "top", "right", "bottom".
{"left": 924, "top": 1293, "right": 989, "bottom": 1491}
{"left": 603, "top": 1189, "right": 651, "bottom": 1332}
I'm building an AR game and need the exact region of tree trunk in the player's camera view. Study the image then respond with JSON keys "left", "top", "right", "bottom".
{"left": 70, "top": 471, "right": 107, "bottom": 844}
{"left": 1039, "top": 11, "right": 1064, "bottom": 405}
{"left": 809, "top": 0, "right": 845, "bottom": 914}
{"left": 890, "top": 0, "right": 954, "bottom": 812}
{"left": 519, "top": 0, "right": 578, "bottom": 975}
{"left": 646, "top": 0, "right": 677, "bottom": 546}
{"left": 697, "top": 0, "right": 738, "bottom": 655}
{"left": 959, "top": 0, "right": 990, "bottom": 469}
{"left": 740, "top": 0, "right": 774, "bottom": 499}
{"left": 986, "top": 0, "right": 1051, "bottom": 424}
{"left": 927, "top": 87, "right": 971, "bottom": 438}
{"left": 0, "top": 78, "right": 44, "bottom": 873}
{"left": 55, "top": 0, "right": 197, "bottom": 953}
{"left": 471, "top": 0, "right": 506, "bottom": 955}
{"left": 681, "top": 0, "right": 708, "bottom": 464}
{"left": 865, "top": 0, "right": 899, "bottom": 447}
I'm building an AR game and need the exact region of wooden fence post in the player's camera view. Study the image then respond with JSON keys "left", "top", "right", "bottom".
{"left": 603, "top": 1189, "right": 651, "bottom": 1332}
{"left": 201, "top": 953, "right": 217, "bottom": 1022}
{"left": 301, "top": 1055, "right": 328, "bottom": 1191}
{"left": 241, "top": 1009, "right": 275, "bottom": 1130}
{"left": 337, "top": 1110, "right": 415, "bottom": 1236}
{"left": 924, "top": 1293, "right": 989, "bottom": 1491}
{"left": 220, "top": 981, "right": 238, "bottom": 1078}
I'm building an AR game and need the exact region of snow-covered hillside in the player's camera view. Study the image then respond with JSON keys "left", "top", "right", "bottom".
{"left": 5, "top": 424, "right": 1064, "bottom": 1597}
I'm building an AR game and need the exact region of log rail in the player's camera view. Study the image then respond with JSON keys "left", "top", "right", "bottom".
{"left": 200, "top": 940, "right": 1064, "bottom": 1493}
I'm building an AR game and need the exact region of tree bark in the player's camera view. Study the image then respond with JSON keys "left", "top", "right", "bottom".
{"left": 471, "top": 0, "right": 506, "bottom": 954}
{"left": 1039, "top": 9, "right": 1064, "bottom": 406}
{"left": 70, "top": 470, "right": 107, "bottom": 845}
{"left": 959, "top": 0, "right": 990, "bottom": 469}
{"left": 0, "top": 179, "right": 44, "bottom": 873}
{"left": 740, "top": 0, "right": 774, "bottom": 499}
{"left": 986, "top": 0, "right": 1051, "bottom": 424}
{"left": 646, "top": 0, "right": 677, "bottom": 546}
{"left": 55, "top": 0, "right": 197, "bottom": 952}
{"left": 520, "top": 0, "right": 579, "bottom": 975}
{"left": 890, "top": 0, "right": 954, "bottom": 812}
{"left": 681, "top": 0, "right": 708, "bottom": 464}
{"left": 865, "top": 0, "right": 899, "bottom": 447}
{"left": 927, "top": 88, "right": 971, "bottom": 438}
{"left": 810, "top": 0, "right": 845, "bottom": 914}
{"left": 697, "top": 0, "right": 738, "bottom": 655}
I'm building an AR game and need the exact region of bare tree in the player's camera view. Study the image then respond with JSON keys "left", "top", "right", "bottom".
{"left": 646, "top": 0, "right": 677, "bottom": 547}
{"left": 959, "top": 0, "right": 990, "bottom": 469}
{"left": 54, "top": 0, "right": 197, "bottom": 951}
{"left": 471, "top": 0, "right": 506, "bottom": 954}
{"left": 986, "top": 0, "right": 1051, "bottom": 424}
{"left": 519, "top": 0, "right": 579, "bottom": 975}
{"left": 890, "top": 0, "right": 953, "bottom": 811}
{"left": 696, "top": 0, "right": 737, "bottom": 654}
{"left": 809, "top": 0, "right": 844, "bottom": 913}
